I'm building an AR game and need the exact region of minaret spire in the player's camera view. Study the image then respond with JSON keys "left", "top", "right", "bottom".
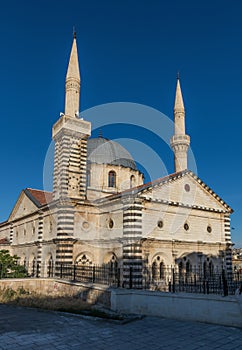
{"left": 170, "top": 76, "right": 190, "bottom": 172}
{"left": 174, "top": 75, "right": 185, "bottom": 134}
{"left": 65, "top": 33, "right": 80, "bottom": 117}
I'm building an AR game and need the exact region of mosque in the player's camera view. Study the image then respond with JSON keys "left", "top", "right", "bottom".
{"left": 0, "top": 35, "right": 233, "bottom": 287}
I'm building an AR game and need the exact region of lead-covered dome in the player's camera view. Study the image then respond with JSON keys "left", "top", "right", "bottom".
{"left": 87, "top": 137, "right": 137, "bottom": 170}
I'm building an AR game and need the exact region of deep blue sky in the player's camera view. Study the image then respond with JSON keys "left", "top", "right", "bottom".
{"left": 0, "top": 0, "right": 241, "bottom": 247}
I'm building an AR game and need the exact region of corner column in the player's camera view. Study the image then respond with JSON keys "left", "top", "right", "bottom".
{"left": 122, "top": 197, "right": 143, "bottom": 289}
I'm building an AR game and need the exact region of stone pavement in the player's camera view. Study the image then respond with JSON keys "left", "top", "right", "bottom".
{"left": 0, "top": 304, "right": 241, "bottom": 350}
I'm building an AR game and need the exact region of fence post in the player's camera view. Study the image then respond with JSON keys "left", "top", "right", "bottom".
{"left": 222, "top": 269, "right": 228, "bottom": 296}
{"left": 92, "top": 265, "right": 96, "bottom": 283}
{"left": 117, "top": 268, "right": 120, "bottom": 288}
{"left": 203, "top": 279, "right": 206, "bottom": 294}
{"left": 129, "top": 266, "right": 133, "bottom": 289}
{"left": 73, "top": 264, "right": 76, "bottom": 281}
{"left": 60, "top": 264, "right": 63, "bottom": 279}
{"left": 36, "top": 263, "right": 40, "bottom": 278}
{"left": 172, "top": 268, "right": 175, "bottom": 293}
{"left": 206, "top": 280, "right": 209, "bottom": 294}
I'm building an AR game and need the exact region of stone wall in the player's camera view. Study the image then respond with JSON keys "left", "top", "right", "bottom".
{"left": 111, "top": 289, "right": 242, "bottom": 328}
{"left": 0, "top": 278, "right": 111, "bottom": 307}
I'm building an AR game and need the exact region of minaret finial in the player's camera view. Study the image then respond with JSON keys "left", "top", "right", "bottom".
{"left": 98, "top": 128, "right": 103, "bottom": 138}
{"left": 174, "top": 76, "right": 184, "bottom": 112}
{"left": 73, "top": 26, "right": 76, "bottom": 39}
{"left": 177, "top": 71, "right": 180, "bottom": 80}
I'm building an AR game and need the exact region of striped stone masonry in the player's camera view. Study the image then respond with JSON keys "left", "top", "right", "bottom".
{"left": 55, "top": 203, "right": 75, "bottom": 266}
{"left": 224, "top": 215, "right": 232, "bottom": 274}
{"left": 67, "top": 138, "right": 87, "bottom": 201}
{"left": 52, "top": 115, "right": 91, "bottom": 203}
{"left": 55, "top": 235, "right": 75, "bottom": 277}
{"left": 122, "top": 198, "right": 143, "bottom": 288}
{"left": 56, "top": 239, "right": 75, "bottom": 266}
{"left": 36, "top": 212, "right": 43, "bottom": 268}
{"left": 52, "top": 115, "right": 91, "bottom": 269}
{"left": 9, "top": 223, "right": 13, "bottom": 244}
{"left": 53, "top": 134, "right": 88, "bottom": 201}
{"left": 56, "top": 205, "right": 75, "bottom": 238}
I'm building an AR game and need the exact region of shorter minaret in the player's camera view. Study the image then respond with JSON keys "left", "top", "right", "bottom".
{"left": 170, "top": 75, "right": 190, "bottom": 172}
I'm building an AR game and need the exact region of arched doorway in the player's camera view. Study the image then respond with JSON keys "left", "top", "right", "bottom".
{"left": 75, "top": 253, "right": 93, "bottom": 282}
{"left": 47, "top": 255, "right": 54, "bottom": 277}
{"left": 152, "top": 256, "right": 165, "bottom": 281}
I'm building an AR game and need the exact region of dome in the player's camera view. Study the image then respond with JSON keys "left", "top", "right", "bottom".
{"left": 87, "top": 137, "right": 137, "bottom": 170}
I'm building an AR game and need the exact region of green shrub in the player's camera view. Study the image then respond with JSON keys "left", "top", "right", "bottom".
{"left": 0, "top": 287, "right": 17, "bottom": 302}
{"left": 0, "top": 250, "right": 28, "bottom": 278}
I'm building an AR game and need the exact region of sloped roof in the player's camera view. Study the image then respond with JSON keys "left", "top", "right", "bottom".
{"left": 97, "top": 169, "right": 233, "bottom": 213}
{"left": 24, "top": 188, "right": 53, "bottom": 207}
{"left": 0, "top": 237, "right": 9, "bottom": 245}
{"left": 97, "top": 170, "right": 182, "bottom": 201}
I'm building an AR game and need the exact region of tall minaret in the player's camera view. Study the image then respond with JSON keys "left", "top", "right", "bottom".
{"left": 52, "top": 34, "right": 91, "bottom": 201}
{"left": 170, "top": 76, "right": 190, "bottom": 172}
{"left": 65, "top": 32, "right": 80, "bottom": 117}
{"left": 52, "top": 34, "right": 91, "bottom": 268}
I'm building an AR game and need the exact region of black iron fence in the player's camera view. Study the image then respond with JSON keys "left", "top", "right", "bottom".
{"left": 1, "top": 261, "right": 242, "bottom": 296}
{"left": 144, "top": 265, "right": 242, "bottom": 296}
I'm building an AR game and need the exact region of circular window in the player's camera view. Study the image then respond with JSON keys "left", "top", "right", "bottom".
{"left": 108, "top": 219, "right": 114, "bottom": 229}
{"left": 184, "top": 223, "right": 189, "bottom": 231}
{"left": 82, "top": 221, "right": 90, "bottom": 230}
{"left": 157, "top": 220, "right": 163, "bottom": 229}
{"left": 184, "top": 184, "right": 190, "bottom": 192}
{"left": 207, "top": 225, "right": 212, "bottom": 233}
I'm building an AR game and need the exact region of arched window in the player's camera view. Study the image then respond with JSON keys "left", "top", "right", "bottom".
{"left": 209, "top": 261, "right": 214, "bottom": 277}
{"left": 152, "top": 256, "right": 165, "bottom": 280}
{"left": 178, "top": 261, "right": 183, "bottom": 276}
{"left": 108, "top": 171, "right": 116, "bottom": 188}
{"left": 47, "top": 256, "right": 53, "bottom": 277}
{"left": 76, "top": 254, "right": 92, "bottom": 266}
{"left": 159, "top": 261, "right": 165, "bottom": 279}
{"left": 86, "top": 169, "right": 91, "bottom": 187}
{"left": 203, "top": 261, "right": 207, "bottom": 277}
{"left": 152, "top": 261, "right": 158, "bottom": 280}
{"left": 130, "top": 175, "right": 135, "bottom": 188}
{"left": 108, "top": 254, "right": 118, "bottom": 273}
{"left": 75, "top": 253, "right": 93, "bottom": 282}
{"left": 186, "top": 260, "right": 191, "bottom": 275}
{"left": 32, "top": 258, "right": 36, "bottom": 277}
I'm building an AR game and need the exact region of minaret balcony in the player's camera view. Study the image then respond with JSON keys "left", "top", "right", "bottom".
{"left": 52, "top": 114, "right": 91, "bottom": 139}
{"left": 170, "top": 134, "right": 190, "bottom": 146}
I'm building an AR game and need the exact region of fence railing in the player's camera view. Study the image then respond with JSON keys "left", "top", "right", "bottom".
{"left": 1, "top": 262, "right": 242, "bottom": 296}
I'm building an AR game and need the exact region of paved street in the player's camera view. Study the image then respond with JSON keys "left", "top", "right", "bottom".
{"left": 0, "top": 304, "right": 241, "bottom": 349}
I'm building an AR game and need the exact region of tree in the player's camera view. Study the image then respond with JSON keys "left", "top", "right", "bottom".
{"left": 0, "top": 250, "right": 28, "bottom": 278}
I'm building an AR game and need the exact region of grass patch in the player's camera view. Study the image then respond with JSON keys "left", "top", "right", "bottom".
{"left": 0, "top": 287, "right": 124, "bottom": 320}
{"left": 0, "top": 287, "right": 91, "bottom": 311}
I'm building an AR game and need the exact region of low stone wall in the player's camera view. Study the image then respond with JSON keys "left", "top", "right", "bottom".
{"left": 111, "top": 289, "right": 242, "bottom": 328}
{"left": 0, "top": 278, "right": 111, "bottom": 307}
